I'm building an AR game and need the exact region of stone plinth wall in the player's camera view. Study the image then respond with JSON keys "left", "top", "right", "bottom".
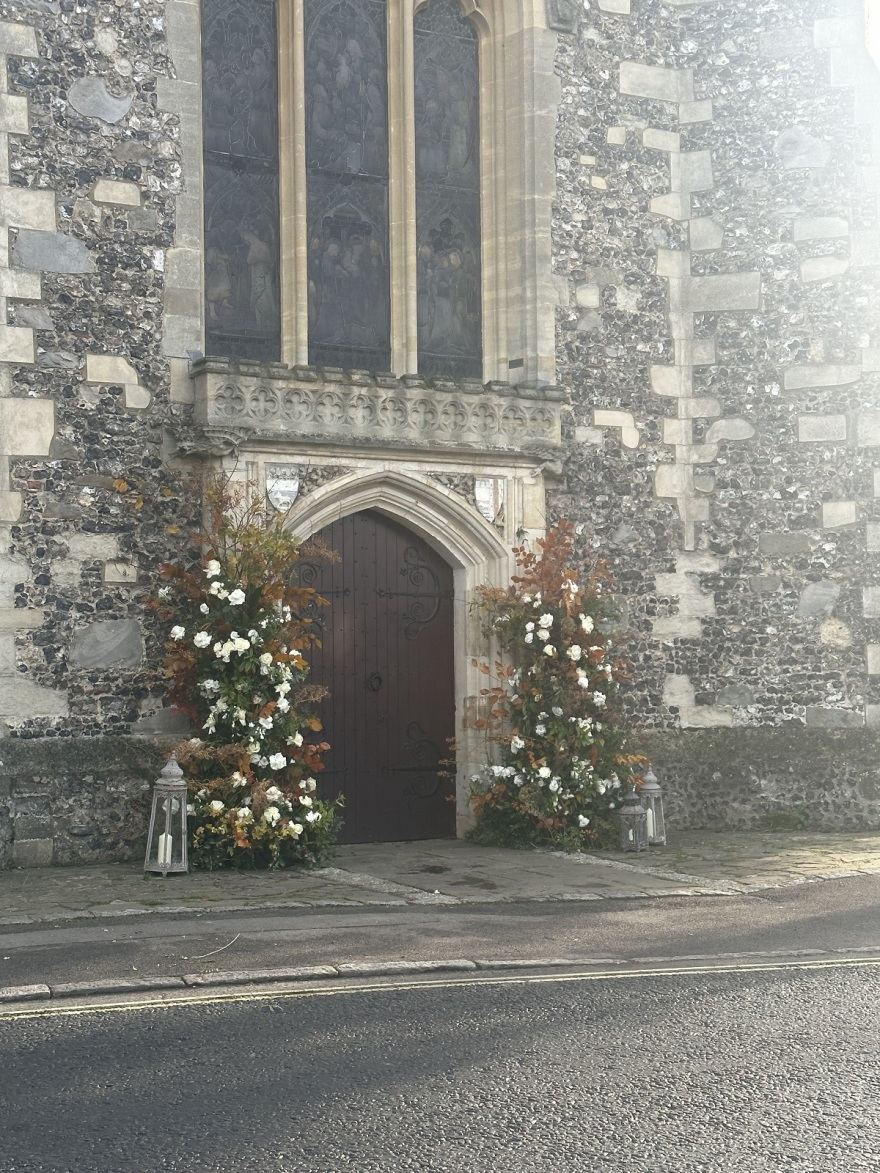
{"left": 635, "top": 728, "right": 880, "bottom": 832}
{"left": 0, "top": 736, "right": 168, "bottom": 869}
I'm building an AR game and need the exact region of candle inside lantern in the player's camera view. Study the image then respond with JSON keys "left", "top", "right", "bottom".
{"left": 646, "top": 808, "right": 655, "bottom": 840}
{"left": 157, "top": 832, "right": 173, "bottom": 867}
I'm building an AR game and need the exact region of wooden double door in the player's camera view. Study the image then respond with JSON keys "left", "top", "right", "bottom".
{"left": 298, "top": 511, "right": 456, "bottom": 843}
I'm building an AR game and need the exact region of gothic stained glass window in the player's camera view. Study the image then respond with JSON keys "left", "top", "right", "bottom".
{"left": 305, "top": 0, "right": 391, "bottom": 373}
{"left": 414, "top": 0, "right": 482, "bottom": 380}
{"left": 202, "top": 0, "right": 281, "bottom": 361}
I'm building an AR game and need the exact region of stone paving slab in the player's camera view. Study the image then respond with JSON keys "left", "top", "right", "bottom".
{"left": 2, "top": 831, "right": 880, "bottom": 925}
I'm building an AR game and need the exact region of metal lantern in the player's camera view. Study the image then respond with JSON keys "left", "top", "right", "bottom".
{"left": 618, "top": 787, "right": 649, "bottom": 852}
{"left": 639, "top": 767, "right": 666, "bottom": 847}
{"left": 144, "top": 752, "right": 189, "bottom": 876}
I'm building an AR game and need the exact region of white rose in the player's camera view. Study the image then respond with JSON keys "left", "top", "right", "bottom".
{"left": 511, "top": 736, "right": 525, "bottom": 752}
{"left": 524, "top": 632, "right": 534, "bottom": 644}
{"left": 580, "top": 614, "right": 594, "bottom": 634}
{"left": 237, "top": 807, "right": 253, "bottom": 820}
{"left": 566, "top": 645, "right": 582, "bottom": 662}
{"left": 578, "top": 814, "right": 590, "bottom": 828}
{"left": 525, "top": 622, "right": 535, "bottom": 632}
{"left": 548, "top": 779, "right": 560, "bottom": 793}
{"left": 552, "top": 706, "right": 563, "bottom": 717}
{"left": 276, "top": 697, "right": 290, "bottom": 713}
{"left": 577, "top": 673, "right": 590, "bottom": 689}
{"left": 539, "top": 614, "right": 553, "bottom": 627}
{"left": 536, "top": 629, "right": 550, "bottom": 643}
{"left": 200, "top": 603, "right": 210, "bottom": 614}
{"left": 535, "top": 723, "right": 546, "bottom": 736}
{"left": 305, "top": 778, "right": 317, "bottom": 792}
{"left": 258, "top": 715, "right": 274, "bottom": 730}
{"left": 169, "top": 625, "right": 185, "bottom": 641}
{"left": 290, "top": 731, "right": 303, "bottom": 747}
{"left": 543, "top": 645, "right": 556, "bottom": 657}
{"left": 265, "top": 785, "right": 283, "bottom": 801}
{"left": 193, "top": 631, "right": 211, "bottom": 649}
{"left": 299, "top": 794, "right": 313, "bottom": 807}
{"left": 228, "top": 588, "right": 246, "bottom": 606}
{"left": 204, "top": 560, "right": 221, "bottom": 578}
{"left": 538, "top": 766, "right": 551, "bottom": 779}
{"left": 259, "top": 652, "right": 273, "bottom": 666}
{"left": 290, "top": 822, "right": 304, "bottom": 836}
{"left": 209, "top": 800, "right": 225, "bottom": 813}
{"left": 263, "top": 805, "right": 281, "bottom": 826}
{"left": 268, "top": 752, "right": 287, "bottom": 770}
{"left": 305, "top": 810, "right": 321, "bottom": 823}
{"left": 593, "top": 691, "right": 606, "bottom": 708}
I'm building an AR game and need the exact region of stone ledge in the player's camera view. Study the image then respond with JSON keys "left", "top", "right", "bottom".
{"left": 188, "top": 359, "right": 566, "bottom": 459}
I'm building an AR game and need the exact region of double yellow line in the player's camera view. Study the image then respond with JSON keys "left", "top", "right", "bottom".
{"left": 3, "top": 954, "right": 879, "bottom": 1021}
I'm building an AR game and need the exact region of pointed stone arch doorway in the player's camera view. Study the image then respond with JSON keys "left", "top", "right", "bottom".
{"left": 283, "top": 468, "right": 514, "bottom": 842}
{"left": 298, "top": 510, "right": 456, "bottom": 843}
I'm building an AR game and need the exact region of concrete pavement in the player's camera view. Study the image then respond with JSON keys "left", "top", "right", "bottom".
{"left": 3, "top": 830, "right": 880, "bottom": 926}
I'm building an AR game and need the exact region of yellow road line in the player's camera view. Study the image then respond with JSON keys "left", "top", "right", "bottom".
{"left": 2, "top": 954, "right": 880, "bottom": 1021}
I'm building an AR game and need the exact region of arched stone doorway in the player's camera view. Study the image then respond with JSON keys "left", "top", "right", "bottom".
{"left": 298, "top": 510, "right": 456, "bottom": 843}
{"left": 282, "top": 468, "right": 514, "bottom": 838}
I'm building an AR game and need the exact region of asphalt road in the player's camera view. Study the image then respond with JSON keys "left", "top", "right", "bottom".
{"left": 2, "top": 962, "right": 880, "bottom": 1172}
{"left": 3, "top": 876, "right": 880, "bottom": 989}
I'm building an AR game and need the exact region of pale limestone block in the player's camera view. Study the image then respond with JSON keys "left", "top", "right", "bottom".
{"left": 165, "top": 246, "right": 202, "bottom": 290}
{"left": 783, "top": 364, "right": 861, "bottom": 390}
{"left": 867, "top": 522, "right": 880, "bottom": 551}
{"left": 521, "top": 478, "right": 545, "bottom": 529}
{"left": 85, "top": 354, "right": 139, "bottom": 386}
{"left": 51, "top": 559, "right": 81, "bottom": 589}
{"left": 656, "top": 249, "right": 691, "bottom": 279}
{"left": 579, "top": 154, "right": 597, "bottom": 166}
{"left": 0, "top": 676, "right": 68, "bottom": 718}
{"left": 705, "top": 417, "right": 755, "bottom": 443}
{"left": 863, "top": 587, "right": 880, "bottom": 618}
{"left": 0, "top": 397, "right": 54, "bottom": 456}
{"left": 821, "top": 500, "right": 857, "bottom": 529}
{"left": 0, "top": 22, "right": 39, "bottom": 57}
{"left": 797, "top": 414, "right": 847, "bottom": 442}
{"left": 643, "top": 127, "right": 680, "bottom": 152}
{"left": 650, "top": 366, "right": 691, "bottom": 399}
{"left": 678, "top": 99, "right": 713, "bottom": 123}
{"left": 124, "top": 384, "right": 152, "bottom": 410}
{"left": 814, "top": 17, "right": 861, "bottom": 48}
{"left": 575, "top": 284, "right": 601, "bottom": 309}
{"left": 662, "top": 674, "right": 733, "bottom": 728}
{"left": 619, "top": 62, "right": 694, "bottom": 104}
{"left": 690, "top": 218, "right": 724, "bottom": 251}
{"left": 0, "top": 552, "right": 29, "bottom": 606}
{"left": 156, "top": 77, "right": 200, "bottom": 116}
{"left": 685, "top": 272, "right": 761, "bottom": 312}
{"left": 866, "top": 705, "right": 880, "bottom": 728}
{"left": 0, "top": 492, "right": 22, "bottom": 523}
{"left": 0, "top": 633, "right": 14, "bottom": 674}
{"left": 862, "top": 348, "right": 880, "bottom": 372}
{"left": 867, "top": 644, "right": 880, "bottom": 675}
{"left": 0, "top": 326, "right": 34, "bottom": 364}
{"left": 593, "top": 408, "right": 639, "bottom": 447}
{"left": 574, "top": 426, "right": 605, "bottom": 445}
{"left": 0, "top": 188, "right": 56, "bottom": 231}
{"left": 103, "top": 560, "right": 138, "bottom": 585}
{"left": 650, "top": 192, "right": 691, "bottom": 220}
{"left": 615, "top": 286, "right": 640, "bottom": 312}
{"left": 606, "top": 126, "right": 627, "bottom": 146}
{"left": 652, "top": 616, "right": 703, "bottom": 640}
{"left": 169, "top": 356, "right": 195, "bottom": 404}
{"left": 92, "top": 179, "right": 141, "bottom": 207}
{"left": 663, "top": 418, "right": 692, "bottom": 446}
{"left": 792, "top": 216, "right": 849, "bottom": 241}
{"left": 163, "top": 314, "right": 202, "bottom": 359}
{"left": 0, "top": 270, "right": 42, "bottom": 300}
{"left": 67, "top": 533, "right": 120, "bottom": 561}
{"left": 819, "top": 618, "right": 851, "bottom": 648}
{"left": 654, "top": 463, "right": 694, "bottom": 498}
{"left": 597, "top": 0, "right": 630, "bottom": 11}
{"left": 680, "top": 396, "right": 721, "bottom": 419}
{"left": 590, "top": 176, "right": 608, "bottom": 190}
{"left": 0, "top": 93, "right": 30, "bottom": 136}
{"left": 850, "top": 231, "right": 880, "bottom": 268}
{"left": 0, "top": 607, "right": 44, "bottom": 632}
{"left": 674, "top": 150, "right": 713, "bottom": 193}
{"left": 856, "top": 411, "right": 880, "bottom": 446}
{"left": 874, "top": 470, "right": 880, "bottom": 497}
{"left": 800, "top": 256, "right": 850, "bottom": 282}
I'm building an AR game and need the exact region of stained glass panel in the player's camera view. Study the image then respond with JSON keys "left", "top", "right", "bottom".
{"left": 202, "top": 0, "right": 280, "bottom": 360}
{"left": 414, "top": 0, "right": 482, "bottom": 379}
{"left": 305, "top": 0, "right": 390, "bottom": 370}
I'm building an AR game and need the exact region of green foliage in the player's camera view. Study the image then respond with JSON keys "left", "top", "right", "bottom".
{"left": 468, "top": 520, "right": 646, "bottom": 851}
{"left": 149, "top": 476, "right": 342, "bottom": 870}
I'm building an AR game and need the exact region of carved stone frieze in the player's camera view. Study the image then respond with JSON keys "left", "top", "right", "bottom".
{"left": 190, "top": 359, "right": 566, "bottom": 459}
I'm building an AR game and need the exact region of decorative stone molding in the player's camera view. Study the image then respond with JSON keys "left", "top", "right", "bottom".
{"left": 545, "top": 0, "right": 578, "bottom": 34}
{"left": 190, "top": 360, "right": 566, "bottom": 459}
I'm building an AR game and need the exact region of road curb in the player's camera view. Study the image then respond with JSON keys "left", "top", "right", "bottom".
{"left": 6, "top": 946, "right": 880, "bottom": 1005}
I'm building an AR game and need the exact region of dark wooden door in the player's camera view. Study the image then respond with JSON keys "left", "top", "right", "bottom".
{"left": 298, "top": 510, "right": 456, "bottom": 843}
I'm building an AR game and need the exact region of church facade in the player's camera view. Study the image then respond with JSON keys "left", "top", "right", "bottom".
{"left": 0, "top": 0, "right": 878, "bottom": 865}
